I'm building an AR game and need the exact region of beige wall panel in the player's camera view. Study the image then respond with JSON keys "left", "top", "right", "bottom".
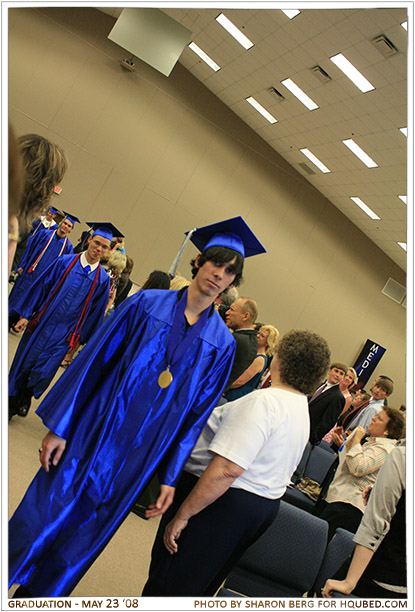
{"left": 49, "top": 50, "right": 122, "bottom": 145}
{"left": 14, "top": 28, "right": 92, "bottom": 128}
{"left": 147, "top": 108, "right": 216, "bottom": 202}
{"left": 55, "top": 149, "right": 112, "bottom": 220}
{"left": 136, "top": 205, "right": 202, "bottom": 282}
{"left": 177, "top": 129, "right": 244, "bottom": 219}
{"left": 8, "top": 7, "right": 406, "bottom": 402}
{"left": 86, "top": 168, "right": 145, "bottom": 229}
{"left": 83, "top": 72, "right": 156, "bottom": 165}
{"left": 122, "top": 187, "right": 179, "bottom": 278}
{"left": 8, "top": 7, "right": 23, "bottom": 31}
{"left": 115, "top": 88, "right": 188, "bottom": 185}
{"left": 8, "top": 9, "right": 53, "bottom": 106}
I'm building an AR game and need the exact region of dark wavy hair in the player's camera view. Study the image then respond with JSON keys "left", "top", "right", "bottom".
{"left": 190, "top": 246, "right": 244, "bottom": 287}
{"left": 141, "top": 270, "right": 170, "bottom": 290}
{"left": 276, "top": 330, "right": 331, "bottom": 395}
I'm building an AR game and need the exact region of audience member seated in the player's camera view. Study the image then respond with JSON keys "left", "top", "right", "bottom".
{"left": 103, "top": 250, "right": 127, "bottom": 315}
{"left": 330, "top": 391, "right": 371, "bottom": 451}
{"left": 323, "top": 367, "right": 357, "bottom": 443}
{"left": 169, "top": 275, "right": 191, "bottom": 291}
{"left": 322, "top": 441, "right": 406, "bottom": 599}
{"left": 141, "top": 329, "right": 330, "bottom": 597}
{"left": 314, "top": 407, "right": 404, "bottom": 541}
{"left": 224, "top": 324, "right": 279, "bottom": 401}
{"left": 347, "top": 378, "right": 394, "bottom": 432}
{"left": 308, "top": 362, "right": 347, "bottom": 445}
{"left": 222, "top": 297, "right": 259, "bottom": 392}
{"left": 114, "top": 256, "right": 134, "bottom": 308}
{"left": 140, "top": 270, "right": 170, "bottom": 290}
{"left": 216, "top": 285, "right": 239, "bottom": 323}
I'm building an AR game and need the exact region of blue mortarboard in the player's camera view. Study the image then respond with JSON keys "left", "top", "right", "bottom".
{"left": 48, "top": 207, "right": 60, "bottom": 216}
{"left": 62, "top": 211, "right": 81, "bottom": 226}
{"left": 186, "top": 216, "right": 266, "bottom": 258}
{"left": 86, "top": 222, "right": 124, "bottom": 242}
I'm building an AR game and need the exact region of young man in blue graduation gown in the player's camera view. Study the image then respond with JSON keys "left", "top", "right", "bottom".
{"left": 9, "top": 213, "right": 75, "bottom": 330}
{"left": 8, "top": 222, "right": 113, "bottom": 420}
{"left": 9, "top": 217, "right": 266, "bottom": 598}
{"left": 30, "top": 206, "right": 59, "bottom": 236}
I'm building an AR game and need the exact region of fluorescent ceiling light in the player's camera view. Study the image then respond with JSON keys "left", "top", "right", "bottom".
{"left": 350, "top": 197, "right": 380, "bottom": 220}
{"left": 300, "top": 148, "right": 330, "bottom": 173}
{"left": 216, "top": 13, "right": 254, "bottom": 50}
{"left": 281, "top": 78, "right": 319, "bottom": 110}
{"left": 281, "top": 9, "right": 300, "bottom": 19}
{"left": 399, "top": 195, "right": 407, "bottom": 204}
{"left": 342, "top": 139, "right": 378, "bottom": 168}
{"left": 401, "top": 21, "right": 407, "bottom": 30}
{"left": 330, "top": 53, "right": 375, "bottom": 93}
{"left": 398, "top": 242, "right": 407, "bottom": 251}
{"left": 188, "top": 42, "right": 220, "bottom": 72}
{"left": 246, "top": 97, "right": 278, "bottom": 124}
{"left": 399, "top": 127, "right": 407, "bottom": 137}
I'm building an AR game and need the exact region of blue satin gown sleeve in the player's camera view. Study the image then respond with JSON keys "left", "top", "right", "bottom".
{"left": 36, "top": 292, "right": 147, "bottom": 439}
{"left": 157, "top": 338, "right": 235, "bottom": 487}
{"left": 17, "top": 227, "right": 49, "bottom": 272}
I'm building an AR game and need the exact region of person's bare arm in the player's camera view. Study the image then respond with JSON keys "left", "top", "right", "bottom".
{"left": 163, "top": 454, "right": 244, "bottom": 554}
{"left": 322, "top": 544, "right": 374, "bottom": 597}
{"left": 230, "top": 355, "right": 265, "bottom": 389}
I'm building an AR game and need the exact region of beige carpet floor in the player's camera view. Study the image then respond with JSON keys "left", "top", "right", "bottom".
{"left": 8, "top": 326, "right": 160, "bottom": 597}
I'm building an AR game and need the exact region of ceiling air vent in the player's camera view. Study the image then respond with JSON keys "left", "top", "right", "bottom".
{"left": 269, "top": 87, "right": 285, "bottom": 102}
{"left": 298, "top": 162, "right": 316, "bottom": 175}
{"left": 381, "top": 277, "right": 406, "bottom": 304}
{"left": 311, "top": 66, "right": 331, "bottom": 83}
{"left": 372, "top": 35, "right": 398, "bottom": 58}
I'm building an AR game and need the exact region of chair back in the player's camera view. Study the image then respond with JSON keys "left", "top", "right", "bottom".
{"left": 222, "top": 501, "right": 328, "bottom": 597}
{"left": 314, "top": 527, "right": 355, "bottom": 594}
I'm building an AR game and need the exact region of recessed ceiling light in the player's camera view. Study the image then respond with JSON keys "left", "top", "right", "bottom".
{"left": 342, "top": 139, "right": 378, "bottom": 168}
{"left": 330, "top": 53, "right": 375, "bottom": 93}
{"left": 399, "top": 127, "right": 407, "bottom": 137}
{"left": 246, "top": 97, "right": 278, "bottom": 124}
{"left": 350, "top": 197, "right": 380, "bottom": 220}
{"left": 216, "top": 13, "right": 254, "bottom": 50}
{"left": 300, "top": 148, "right": 330, "bottom": 173}
{"left": 281, "top": 78, "right": 319, "bottom": 110}
{"left": 281, "top": 9, "right": 300, "bottom": 19}
{"left": 398, "top": 242, "right": 407, "bottom": 251}
{"left": 399, "top": 195, "right": 407, "bottom": 204}
{"left": 188, "top": 42, "right": 220, "bottom": 72}
{"left": 401, "top": 21, "right": 407, "bottom": 31}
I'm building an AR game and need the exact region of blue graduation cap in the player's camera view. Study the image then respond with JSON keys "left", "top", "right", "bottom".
{"left": 62, "top": 211, "right": 81, "bottom": 226}
{"left": 86, "top": 222, "right": 124, "bottom": 242}
{"left": 186, "top": 216, "right": 266, "bottom": 258}
{"left": 48, "top": 207, "right": 60, "bottom": 216}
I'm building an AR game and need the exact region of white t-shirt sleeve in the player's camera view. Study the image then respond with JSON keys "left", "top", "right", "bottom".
{"left": 208, "top": 394, "right": 278, "bottom": 471}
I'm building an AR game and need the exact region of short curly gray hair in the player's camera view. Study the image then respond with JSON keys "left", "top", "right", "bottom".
{"left": 276, "top": 329, "right": 331, "bottom": 395}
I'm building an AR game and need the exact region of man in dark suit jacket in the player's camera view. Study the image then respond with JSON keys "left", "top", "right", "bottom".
{"left": 308, "top": 362, "right": 347, "bottom": 444}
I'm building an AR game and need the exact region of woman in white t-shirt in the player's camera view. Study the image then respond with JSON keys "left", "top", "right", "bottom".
{"left": 142, "top": 329, "right": 331, "bottom": 597}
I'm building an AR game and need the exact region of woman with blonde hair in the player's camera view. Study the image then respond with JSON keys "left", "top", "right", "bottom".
{"left": 224, "top": 324, "right": 280, "bottom": 401}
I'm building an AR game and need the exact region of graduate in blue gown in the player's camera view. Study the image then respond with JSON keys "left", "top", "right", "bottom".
{"left": 9, "top": 213, "right": 75, "bottom": 328}
{"left": 8, "top": 220, "right": 112, "bottom": 420}
{"left": 30, "top": 206, "right": 60, "bottom": 236}
{"left": 9, "top": 217, "right": 266, "bottom": 598}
